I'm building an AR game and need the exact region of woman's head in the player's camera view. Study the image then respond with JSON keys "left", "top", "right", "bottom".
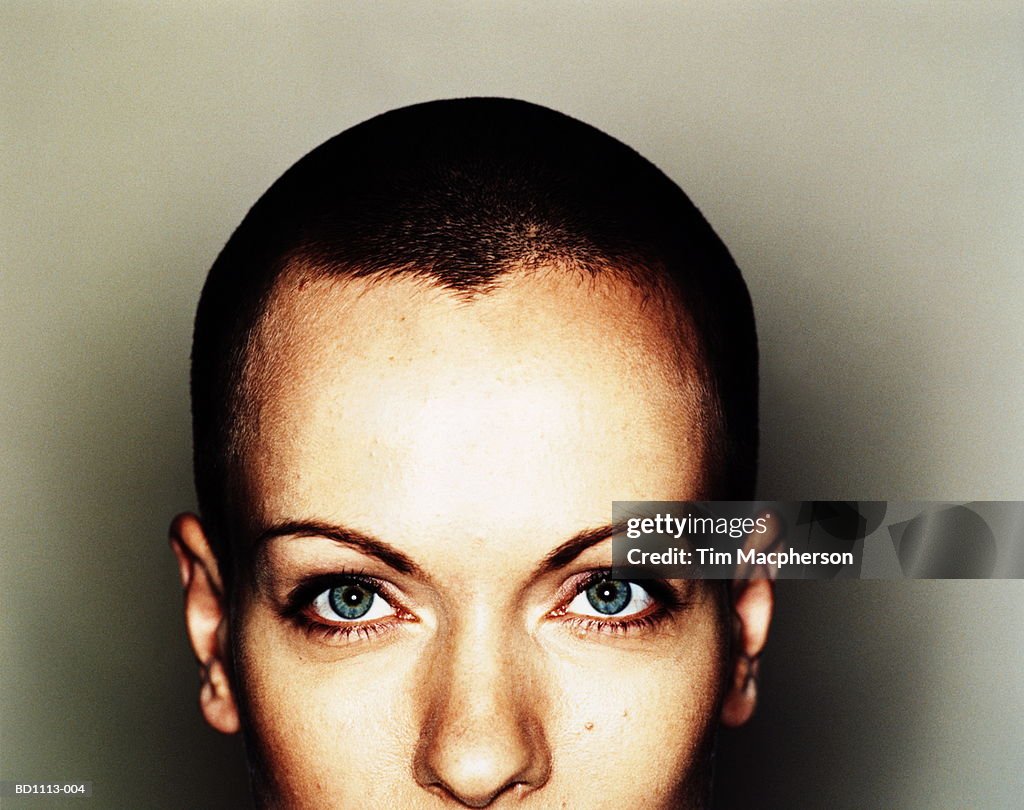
{"left": 171, "top": 98, "right": 771, "bottom": 808}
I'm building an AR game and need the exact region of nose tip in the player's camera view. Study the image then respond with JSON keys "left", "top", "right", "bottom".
{"left": 416, "top": 715, "right": 549, "bottom": 807}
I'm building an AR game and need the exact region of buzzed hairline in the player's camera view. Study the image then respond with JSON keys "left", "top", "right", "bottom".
{"left": 229, "top": 258, "right": 723, "bottom": 491}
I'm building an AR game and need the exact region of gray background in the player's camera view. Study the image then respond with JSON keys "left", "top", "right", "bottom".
{"left": 2, "top": 3, "right": 1022, "bottom": 808}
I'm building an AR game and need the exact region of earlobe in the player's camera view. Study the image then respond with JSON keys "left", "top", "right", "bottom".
{"left": 198, "top": 655, "right": 241, "bottom": 734}
{"left": 169, "top": 513, "right": 241, "bottom": 735}
{"left": 719, "top": 577, "right": 774, "bottom": 728}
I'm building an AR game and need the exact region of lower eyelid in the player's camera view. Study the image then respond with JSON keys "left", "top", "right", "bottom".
{"left": 559, "top": 612, "right": 665, "bottom": 637}
{"left": 293, "top": 612, "right": 409, "bottom": 645}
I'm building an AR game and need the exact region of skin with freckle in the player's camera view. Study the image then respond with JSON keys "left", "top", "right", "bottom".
{"left": 220, "top": 269, "right": 729, "bottom": 808}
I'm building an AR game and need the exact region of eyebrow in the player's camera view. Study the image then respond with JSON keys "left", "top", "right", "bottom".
{"left": 253, "top": 520, "right": 423, "bottom": 576}
{"left": 536, "top": 521, "right": 627, "bottom": 575}
{"left": 254, "top": 519, "right": 628, "bottom": 578}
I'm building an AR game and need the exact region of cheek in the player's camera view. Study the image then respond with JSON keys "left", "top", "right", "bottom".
{"left": 543, "top": 641, "right": 725, "bottom": 798}
{"left": 555, "top": 657, "right": 720, "bottom": 729}
{"left": 231, "top": 610, "right": 423, "bottom": 805}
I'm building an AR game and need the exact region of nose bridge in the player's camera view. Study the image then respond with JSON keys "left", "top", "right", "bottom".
{"left": 414, "top": 598, "right": 550, "bottom": 805}
{"left": 452, "top": 601, "right": 521, "bottom": 696}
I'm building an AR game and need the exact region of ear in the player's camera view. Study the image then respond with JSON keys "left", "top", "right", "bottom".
{"left": 169, "top": 513, "right": 240, "bottom": 734}
{"left": 719, "top": 576, "right": 774, "bottom": 727}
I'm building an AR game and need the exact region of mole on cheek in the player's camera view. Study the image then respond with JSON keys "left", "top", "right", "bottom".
{"left": 584, "top": 721, "right": 594, "bottom": 731}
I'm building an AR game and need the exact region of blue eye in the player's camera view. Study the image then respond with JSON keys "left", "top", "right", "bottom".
{"left": 567, "top": 578, "right": 653, "bottom": 618}
{"left": 311, "top": 579, "right": 396, "bottom": 623}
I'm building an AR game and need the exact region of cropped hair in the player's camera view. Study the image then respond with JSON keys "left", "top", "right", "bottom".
{"left": 191, "top": 97, "right": 758, "bottom": 565}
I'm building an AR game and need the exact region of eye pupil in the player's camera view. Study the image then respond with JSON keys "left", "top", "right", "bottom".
{"left": 585, "top": 579, "right": 631, "bottom": 615}
{"left": 328, "top": 583, "right": 374, "bottom": 619}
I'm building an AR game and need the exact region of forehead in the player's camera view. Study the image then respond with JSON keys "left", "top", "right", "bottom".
{"left": 237, "top": 268, "right": 708, "bottom": 550}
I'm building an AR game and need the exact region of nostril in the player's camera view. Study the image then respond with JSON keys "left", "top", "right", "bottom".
{"left": 426, "top": 777, "right": 529, "bottom": 808}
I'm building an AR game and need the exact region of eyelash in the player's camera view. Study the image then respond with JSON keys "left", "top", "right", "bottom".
{"left": 281, "top": 571, "right": 413, "bottom": 644}
{"left": 281, "top": 568, "right": 681, "bottom": 644}
{"left": 550, "top": 569, "right": 681, "bottom": 638}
